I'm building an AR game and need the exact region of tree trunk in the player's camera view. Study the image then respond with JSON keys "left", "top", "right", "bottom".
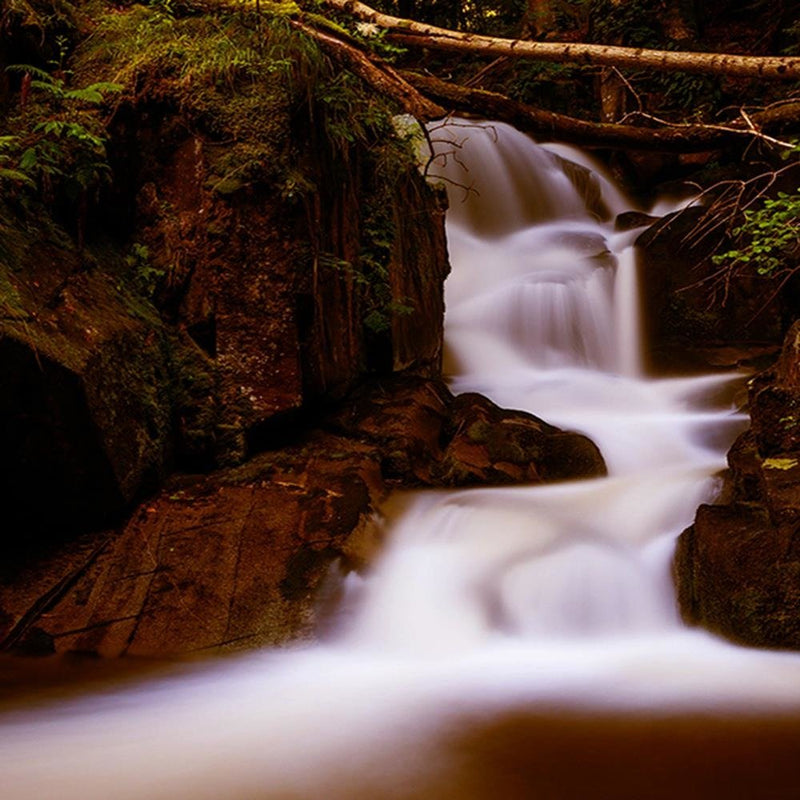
{"left": 403, "top": 71, "right": 800, "bottom": 152}
{"left": 318, "top": 0, "right": 800, "bottom": 80}
{"left": 596, "top": 0, "right": 627, "bottom": 124}
{"left": 662, "top": 0, "right": 698, "bottom": 45}
{"left": 523, "top": 0, "right": 557, "bottom": 39}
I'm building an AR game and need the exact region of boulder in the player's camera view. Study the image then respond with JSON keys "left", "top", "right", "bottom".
{"left": 435, "top": 392, "right": 606, "bottom": 486}
{"left": 614, "top": 211, "right": 657, "bottom": 232}
{"left": 327, "top": 375, "right": 607, "bottom": 488}
{"left": 675, "top": 322, "right": 800, "bottom": 648}
{"left": 675, "top": 502, "right": 800, "bottom": 649}
{"left": 0, "top": 432, "right": 385, "bottom": 657}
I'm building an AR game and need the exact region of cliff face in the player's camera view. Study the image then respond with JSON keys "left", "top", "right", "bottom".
{"left": 0, "top": 2, "right": 451, "bottom": 547}
{"left": 124, "top": 112, "right": 450, "bottom": 465}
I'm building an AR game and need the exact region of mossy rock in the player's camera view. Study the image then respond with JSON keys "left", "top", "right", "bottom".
{"left": 0, "top": 206, "right": 172, "bottom": 545}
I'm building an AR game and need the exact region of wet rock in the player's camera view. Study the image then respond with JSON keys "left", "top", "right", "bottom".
{"left": 614, "top": 211, "right": 657, "bottom": 232}
{"left": 675, "top": 323, "right": 800, "bottom": 648}
{"left": 557, "top": 157, "right": 610, "bottom": 221}
{"left": 328, "top": 375, "right": 607, "bottom": 488}
{"left": 0, "top": 432, "right": 385, "bottom": 658}
{"left": 675, "top": 503, "right": 800, "bottom": 649}
{"left": 435, "top": 393, "right": 607, "bottom": 486}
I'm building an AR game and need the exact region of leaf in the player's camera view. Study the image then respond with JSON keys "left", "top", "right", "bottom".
{"left": 5, "top": 64, "right": 54, "bottom": 82}
{"left": 19, "top": 148, "right": 39, "bottom": 170}
{"left": 0, "top": 168, "right": 35, "bottom": 187}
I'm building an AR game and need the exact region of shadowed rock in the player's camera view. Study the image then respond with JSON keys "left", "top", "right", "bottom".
{"left": 1, "top": 375, "right": 606, "bottom": 659}
{"left": 675, "top": 321, "right": 800, "bottom": 648}
{"left": 327, "top": 375, "right": 607, "bottom": 488}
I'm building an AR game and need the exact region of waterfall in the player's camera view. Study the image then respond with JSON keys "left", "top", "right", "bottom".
{"left": 5, "top": 119, "right": 800, "bottom": 800}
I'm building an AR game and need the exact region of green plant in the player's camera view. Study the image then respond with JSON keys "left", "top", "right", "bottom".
{"left": 713, "top": 190, "right": 800, "bottom": 277}
{"left": 126, "top": 242, "right": 165, "bottom": 298}
{"left": 0, "top": 136, "right": 35, "bottom": 187}
{"left": 3, "top": 65, "right": 121, "bottom": 201}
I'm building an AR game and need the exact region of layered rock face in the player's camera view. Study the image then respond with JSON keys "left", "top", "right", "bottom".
{"left": 675, "top": 321, "right": 800, "bottom": 648}
{"left": 127, "top": 124, "right": 450, "bottom": 466}
{"left": 0, "top": 377, "right": 605, "bottom": 658}
{"left": 0, "top": 119, "right": 449, "bottom": 544}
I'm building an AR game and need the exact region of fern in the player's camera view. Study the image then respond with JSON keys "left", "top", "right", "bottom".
{"left": 0, "top": 167, "right": 36, "bottom": 186}
{"left": 4, "top": 63, "right": 54, "bottom": 82}
{"left": 64, "top": 82, "right": 123, "bottom": 104}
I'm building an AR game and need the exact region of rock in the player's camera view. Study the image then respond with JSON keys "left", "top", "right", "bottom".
{"left": 435, "top": 392, "right": 606, "bottom": 486}
{"left": 675, "top": 503, "right": 800, "bottom": 649}
{"left": 557, "top": 157, "right": 610, "bottom": 221}
{"left": 0, "top": 432, "right": 385, "bottom": 657}
{"left": 326, "top": 375, "right": 451, "bottom": 483}
{"left": 133, "top": 124, "right": 449, "bottom": 465}
{"left": 636, "top": 207, "right": 785, "bottom": 371}
{"left": 0, "top": 229, "right": 171, "bottom": 543}
{"left": 327, "top": 375, "right": 607, "bottom": 488}
{"left": 748, "top": 322, "right": 800, "bottom": 458}
{"left": 614, "top": 211, "right": 657, "bottom": 232}
{"left": 0, "top": 375, "right": 607, "bottom": 658}
{"left": 388, "top": 179, "right": 450, "bottom": 376}
{"left": 675, "top": 323, "right": 800, "bottom": 648}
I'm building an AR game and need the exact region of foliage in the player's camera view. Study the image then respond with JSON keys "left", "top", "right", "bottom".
{"left": 582, "top": 0, "right": 662, "bottom": 48}
{"left": 126, "top": 242, "right": 166, "bottom": 298}
{"left": 0, "top": 65, "right": 120, "bottom": 203}
{"left": 505, "top": 61, "right": 594, "bottom": 116}
{"left": 712, "top": 190, "right": 800, "bottom": 277}
{"left": 73, "top": 3, "right": 332, "bottom": 193}
{"left": 0, "top": 137, "right": 36, "bottom": 187}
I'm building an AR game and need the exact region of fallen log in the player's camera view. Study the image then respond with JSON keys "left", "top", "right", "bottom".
{"left": 319, "top": 0, "right": 800, "bottom": 81}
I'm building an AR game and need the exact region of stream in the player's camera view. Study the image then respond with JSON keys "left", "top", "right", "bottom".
{"left": 3, "top": 119, "right": 800, "bottom": 798}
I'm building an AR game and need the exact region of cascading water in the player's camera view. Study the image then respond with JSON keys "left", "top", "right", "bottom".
{"left": 4, "top": 119, "right": 800, "bottom": 799}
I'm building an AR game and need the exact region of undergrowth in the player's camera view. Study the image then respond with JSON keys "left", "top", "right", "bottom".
{"left": 1, "top": 0, "right": 422, "bottom": 336}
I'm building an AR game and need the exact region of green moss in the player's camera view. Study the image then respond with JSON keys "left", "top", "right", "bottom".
{"left": 763, "top": 457, "right": 799, "bottom": 470}
{"left": 467, "top": 421, "right": 491, "bottom": 443}
{"left": 70, "top": 4, "right": 323, "bottom": 192}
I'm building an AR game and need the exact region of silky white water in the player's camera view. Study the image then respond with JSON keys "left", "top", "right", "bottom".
{"left": 4, "top": 119, "right": 800, "bottom": 798}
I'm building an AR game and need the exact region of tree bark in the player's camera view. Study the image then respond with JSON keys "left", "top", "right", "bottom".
{"left": 662, "top": 0, "right": 698, "bottom": 45}
{"left": 403, "top": 71, "right": 800, "bottom": 152}
{"left": 523, "top": 0, "right": 557, "bottom": 39}
{"left": 318, "top": 0, "right": 800, "bottom": 80}
{"left": 294, "top": 11, "right": 800, "bottom": 153}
